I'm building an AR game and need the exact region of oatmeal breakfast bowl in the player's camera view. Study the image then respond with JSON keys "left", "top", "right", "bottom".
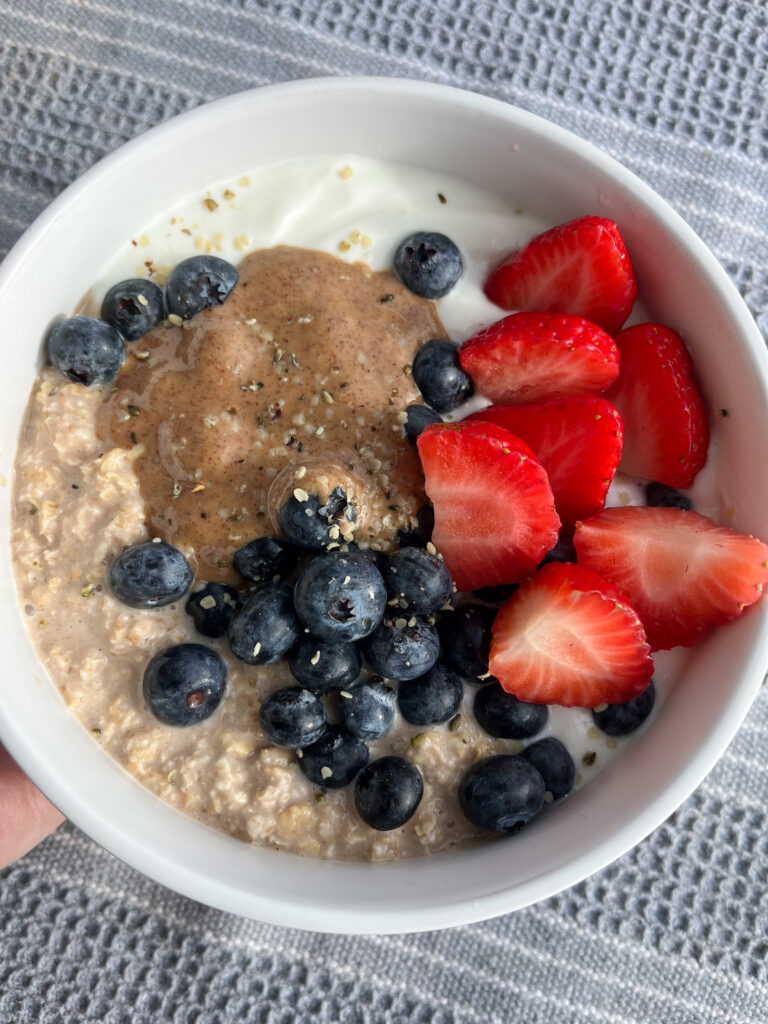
{"left": 2, "top": 78, "right": 768, "bottom": 934}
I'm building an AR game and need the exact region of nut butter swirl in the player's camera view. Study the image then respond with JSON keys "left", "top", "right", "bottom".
{"left": 96, "top": 246, "right": 445, "bottom": 582}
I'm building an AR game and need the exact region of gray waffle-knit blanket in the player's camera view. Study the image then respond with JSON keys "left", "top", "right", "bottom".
{"left": 2, "top": 1, "right": 768, "bottom": 1021}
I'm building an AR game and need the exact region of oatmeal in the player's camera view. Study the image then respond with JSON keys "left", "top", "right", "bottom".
{"left": 11, "top": 231, "right": 514, "bottom": 860}
{"left": 14, "top": 156, "right": 729, "bottom": 861}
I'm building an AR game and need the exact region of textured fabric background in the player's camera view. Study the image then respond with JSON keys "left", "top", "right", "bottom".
{"left": 2, "top": 1, "right": 768, "bottom": 1021}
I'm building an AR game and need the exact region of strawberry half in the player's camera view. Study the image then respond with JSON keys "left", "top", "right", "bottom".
{"left": 574, "top": 506, "right": 768, "bottom": 650}
{"left": 483, "top": 216, "right": 637, "bottom": 333}
{"left": 416, "top": 420, "right": 560, "bottom": 592}
{"left": 489, "top": 562, "right": 653, "bottom": 707}
{"left": 458, "top": 312, "right": 619, "bottom": 405}
{"left": 606, "top": 323, "right": 709, "bottom": 489}
{"left": 466, "top": 396, "right": 623, "bottom": 525}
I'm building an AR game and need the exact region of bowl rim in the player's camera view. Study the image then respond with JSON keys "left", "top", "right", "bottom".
{"left": 2, "top": 75, "right": 768, "bottom": 934}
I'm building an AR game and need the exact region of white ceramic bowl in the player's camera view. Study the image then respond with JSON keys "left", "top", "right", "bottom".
{"left": 2, "top": 78, "right": 768, "bottom": 934}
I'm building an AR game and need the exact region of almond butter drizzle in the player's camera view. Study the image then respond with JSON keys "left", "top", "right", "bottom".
{"left": 96, "top": 246, "right": 445, "bottom": 582}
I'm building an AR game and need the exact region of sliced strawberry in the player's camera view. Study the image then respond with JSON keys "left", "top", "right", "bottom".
{"left": 489, "top": 562, "right": 653, "bottom": 707}
{"left": 606, "top": 323, "right": 709, "bottom": 488}
{"left": 416, "top": 420, "right": 560, "bottom": 591}
{"left": 466, "top": 397, "right": 623, "bottom": 525}
{"left": 458, "top": 312, "right": 619, "bottom": 405}
{"left": 484, "top": 216, "right": 637, "bottom": 333}
{"left": 574, "top": 506, "right": 768, "bottom": 650}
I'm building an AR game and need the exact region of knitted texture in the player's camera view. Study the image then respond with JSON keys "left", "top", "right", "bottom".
{"left": 2, "top": 0, "right": 768, "bottom": 1020}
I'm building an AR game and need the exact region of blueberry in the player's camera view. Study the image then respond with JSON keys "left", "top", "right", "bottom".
{"left": 143, "top": 643, "right": 226, "bottom": 726}
{"left": 293, "top": 551, "right": 386, "bottom": 642}
{"left": 540, "top": 532, "right": 578, "bottom": 565}
{"left": 645, "top": 482, "right": 692, "bottom": 511}
{"left": 592, "top": 681, "right": 656, "bottom": 736}
{"left": 101, "top": 279, "right": 164, "bottom": 341}
{"left": 354, "top": 756, "right": 424, "bottom": 830}
{"left": 458, "top": 755, "right": 545, "bottom": 835}
{"left": 393, "top": 231, "right": 463, "bottom": 300}
{"left": 473, "top": 681, "right": 548, "bottom": 739}
{"left": 232, "top": 536, "right": 299, "bottom": 584}
{"left": 165, "top": 255, "right": 238, "bottom": 319}
{"left": 521, "top": 737, "right": 575, "bottom": 801}
{"left": 228, "top": 583, "right": 301, "bottom": 664}
{"left": 339, "top": 678, "right": 396, "bottom": 740}
{"left": 185, "top": 582, "right": 240, "bottom": 638}
{"left": 109, "top": 540, "right": 193, "bottom": 608}
{"left": 48, "top": 315, "right": 125, "bottom": 386}
{"left": 412, "top": 339, "right": 474, "bottom": 413}
{"left": 287, "top": 635, "right": 361, "bottom": 694}
{"left": 278, "top": 487, "right": 357, "bottom": 551}
{"left": 259, "top": 686, "right": 327, "bottom": 749}
{"left": 297, "top": 725, "right": 369, "bottom": 788}
{"left": 397, "top": 506, "right": 434, "bottom": 549}
{"left": 398, "top": 662, "right": 464, "bottom": 726}
{"left": 473, "top": 583, "right": 519, "bottom": 605}
{"left": 361, "top": 618, "right": 439, "bottom": 681}
{"left": 438, "top": 604, "right": 496, "bottom": 679}
{"left": 385, "top": 547, "right": 453, "bottom": 616}
{"left": 404, "top": 404, "right": 442, "bottom": 444}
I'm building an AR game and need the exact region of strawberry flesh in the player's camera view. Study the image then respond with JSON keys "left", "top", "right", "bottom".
{"left": 606, "top": 323, "right": 709, "bottom": 488}
{"left": 466, "top": 396, "right": 623, "bottom": 525}
{"left": 483, "top": 215, "right": 637, "bottom": 334}
{"left": 574, "top": 506, "right": 768, "bottom": 650}
{"left": 459, "top": 311, "right": 619, "bottom": 405}
{"left": 416, "top": 420, "right": 560, "bottom": 592}
{"left": 489, "top": 562, "right": 653, "bottom": 707}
